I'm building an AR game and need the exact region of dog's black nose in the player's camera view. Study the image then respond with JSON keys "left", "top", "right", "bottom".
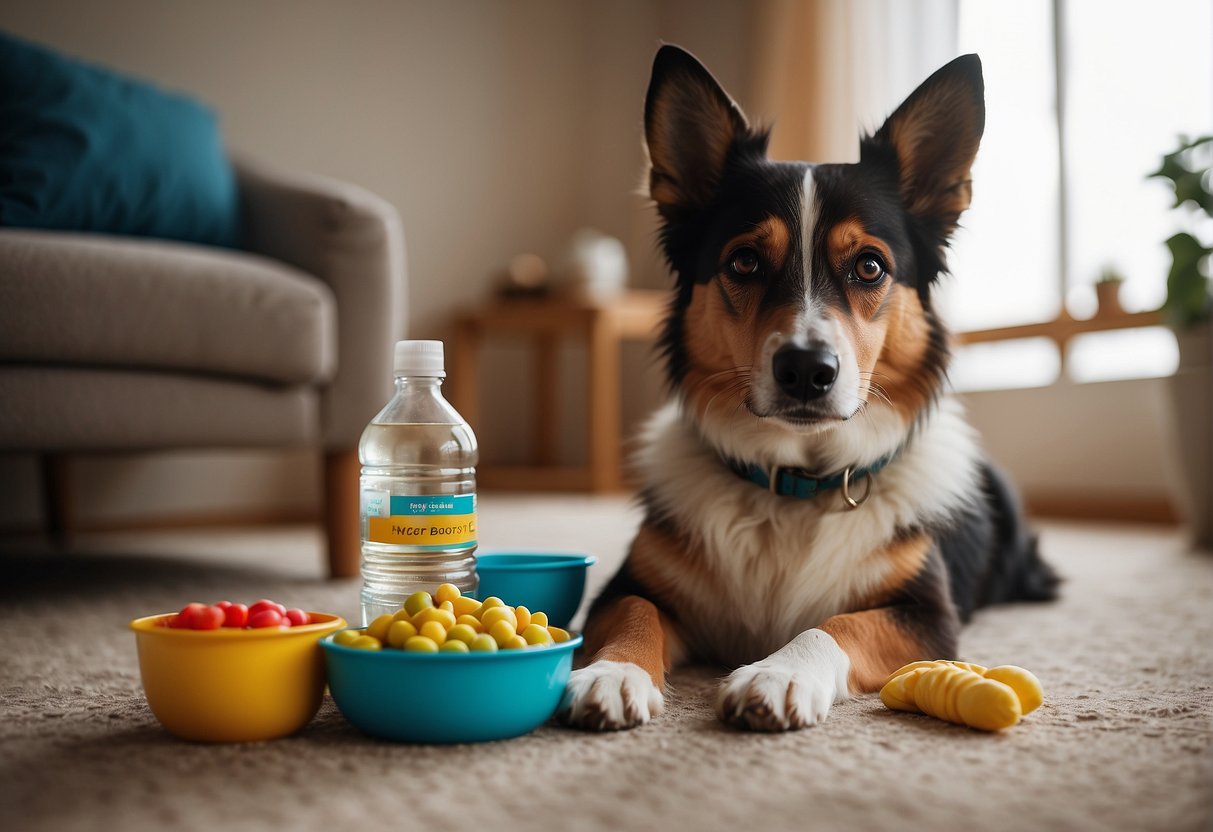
{"left": 772, "top": 344, "right": 839, "bottom": 402}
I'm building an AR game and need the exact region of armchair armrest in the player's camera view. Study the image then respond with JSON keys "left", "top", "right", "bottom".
{"left": 233, "top": 155, "right": 406, "bottom": 448}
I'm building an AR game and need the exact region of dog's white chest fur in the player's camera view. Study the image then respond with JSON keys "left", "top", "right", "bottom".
{"left": 635, "top": 398, "right": 982, "bottom": 666}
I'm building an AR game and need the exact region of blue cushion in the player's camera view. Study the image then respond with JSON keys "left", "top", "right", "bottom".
{"left": 0, "top": 31, "right": 239, "bottom": 248}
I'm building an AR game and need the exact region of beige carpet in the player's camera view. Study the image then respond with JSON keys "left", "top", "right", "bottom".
{"left": 2, "top": 495, "right": 1211, "bottom": 832}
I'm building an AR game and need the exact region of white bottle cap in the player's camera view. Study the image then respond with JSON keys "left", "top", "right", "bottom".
{"left": 393, "top": 340, "right": 446, "bottom": 377}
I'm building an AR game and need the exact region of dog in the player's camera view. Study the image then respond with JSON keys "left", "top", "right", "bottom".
{"left": 557, "top": 45, "right": 1059, "bottom": 732}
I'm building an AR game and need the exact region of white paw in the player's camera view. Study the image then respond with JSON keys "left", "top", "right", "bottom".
{"left": 715, "top": 629, "right": 850, "bottom": 732}
{"left": 716, "top": 662, "right": 838, "bottom": 731}
{"left": 558, "top": 660, "right": 664, "bottom": 731}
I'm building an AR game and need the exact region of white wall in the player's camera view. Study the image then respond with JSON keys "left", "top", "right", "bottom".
{"left": 963, "top": 379, "right": 1177, "bottom": 502}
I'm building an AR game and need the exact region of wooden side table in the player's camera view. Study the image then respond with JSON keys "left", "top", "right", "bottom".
{"left": 450, "top": 289, "right": 666, "bottom": 492}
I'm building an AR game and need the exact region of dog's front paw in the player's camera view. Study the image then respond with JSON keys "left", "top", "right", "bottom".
{"left": 716, "top": 662, "right": 839, "bottom": 732}
{"left": 558, "top": 660, "right": 664, "bottom": 731}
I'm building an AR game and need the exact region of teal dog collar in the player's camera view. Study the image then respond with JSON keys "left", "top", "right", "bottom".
{"left": 728, "top": 452, "right": 898, "bottom": 508}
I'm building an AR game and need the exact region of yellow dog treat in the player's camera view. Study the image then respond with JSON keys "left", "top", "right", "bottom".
{"left": 881, "top": 660, "right": 1042, "bottom": 731}
{"left": 339, "top": 591, "right": 572, "bottom": 653}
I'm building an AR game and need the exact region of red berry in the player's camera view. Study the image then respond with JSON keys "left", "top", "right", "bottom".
{"left": 249, "top": 599, "right": 287, "bottom": 617}
{"left": 166, "top": 614, "right": 189, "bottom": 629}
{"left": 215, "top": 600, "right": 233, "bottom": 610}
{"left": 248, "top": 609, "right": 285, "bottom": 628}
{"left": 176, "top": 603, "right": 208, "bottom": 629}
{"left": 222, "top": 603, "right": 249, "bottom": 628}
{"left": 284, "top": 609, "right": 310, "bottom": 627}
{"left": 193, "top": 605, "right": 225, "bottom": 630}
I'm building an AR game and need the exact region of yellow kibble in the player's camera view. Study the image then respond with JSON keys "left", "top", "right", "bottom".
{"left": 452, "top": 596, "right": 481, "bottom": 616}
{"left": 474, "top": 596, "right": 505, "bottom": 618}
{"left": 366, "top": 614, "right": 394, "bottom": 642}
{"left": 355, "top": 597, "right": 570, "bottom": 657}
{"left": 387, "top": 620, "right": 418, "bottom": 648}
{"left": 456, "top": 614, "right": 484, "bottom": 633}
{"left": 489, "top": 619, "right": 517, "bottom": 647}
{"left": 435, "top": 583, "right": 462, "bottom": 605}
{"left": 419, "top": 620, "right": 448, "bottom": 645}
{"left": 403, "top": 635, "right": 440, "bottom": 653}
{"left": 469, "top": 634, "right": 499, "bottom": 652}
{"left": 521, "top": 623, "right": 553, "bottom": 646}
{"left": 480, "top": 605, "right": 518, "bottom": 631}
{"left": 446, "top": 624, "right": 478, "bottom": 646}
{"left": 413, "top": 607, "right": 457, "bottom": 630}
{"left": 333, "top": 629, "right": 361, "bottom": 646}
{"left": 404, "top": 591, "right": 435, "bottom": 616}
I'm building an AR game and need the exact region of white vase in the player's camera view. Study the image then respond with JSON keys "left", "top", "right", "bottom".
{"left": 563, "top": 229, "right": 628, "bottom": 300}
{"left": 1166, "top": 321, "right": 1213, "bottom": 550}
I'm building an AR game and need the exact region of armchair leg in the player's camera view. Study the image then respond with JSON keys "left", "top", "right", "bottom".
{"left": 41, "top": 453, "right": 72, "bottom": 548}
{"left": 323, "top": 449, "right": 361, "bottom": 579}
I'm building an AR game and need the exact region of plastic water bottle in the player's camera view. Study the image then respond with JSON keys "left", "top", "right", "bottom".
{"left": 358, "top": 340, "right": 479, "bottom": 624}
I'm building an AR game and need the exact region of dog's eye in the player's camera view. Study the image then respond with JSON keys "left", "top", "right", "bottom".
{"left": 728, "top": 247, "right": 760, "bottom": 278}
{"left": 852, "top": 253, "right": 887, "bottom": 284}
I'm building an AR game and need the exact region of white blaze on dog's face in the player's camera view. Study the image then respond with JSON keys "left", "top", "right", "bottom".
{"left": 644, "top": 47, "right": 984, "bottom": 453}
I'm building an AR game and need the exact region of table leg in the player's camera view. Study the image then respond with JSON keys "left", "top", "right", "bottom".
{"left": 450, "top": 318, "right": 481, "bottom": 434}
{"left": 535, "top": 332, "right": 560, "bottom": 466}
{"left": 587, "top": 313, "right": 622, "bottom": 492}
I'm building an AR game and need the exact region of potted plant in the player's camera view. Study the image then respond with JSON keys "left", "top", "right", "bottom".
{"left": 1094, "top": 266, "right": 1126, "bottom": 317}
{"left": 1150, "top": 134, "right": 1213, "bottom": 549}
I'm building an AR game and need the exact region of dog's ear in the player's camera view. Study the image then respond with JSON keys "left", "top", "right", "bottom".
{"left": 644, "top": 44, "right": 751, "bottom": 216}
{"left": 865, "top": 54, "right": 985, "bottom": 237}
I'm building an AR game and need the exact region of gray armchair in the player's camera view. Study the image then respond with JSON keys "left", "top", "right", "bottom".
{"left": 0, "top": 156, "right": 406, "bottom": 577}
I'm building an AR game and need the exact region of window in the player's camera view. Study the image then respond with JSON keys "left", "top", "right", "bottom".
{"left": 941, "top": 0, "right": 1211, "bottom": 392}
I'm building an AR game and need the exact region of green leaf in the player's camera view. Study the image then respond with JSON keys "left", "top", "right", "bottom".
{"left": 1149, "top": 135, "right": 1213, "bottom": 214}
{"left": 1163, "top": 232, "right": 1213, "bottom": 328}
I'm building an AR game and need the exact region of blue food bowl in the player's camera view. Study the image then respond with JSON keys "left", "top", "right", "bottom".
{"left": 321, "top": 631, "right": 583, "bottom": 744}
{"left": 474, "top": 552, "right": 597, "bottom": 628}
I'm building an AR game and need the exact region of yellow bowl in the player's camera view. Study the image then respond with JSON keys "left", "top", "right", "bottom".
{"left": 129, "top": 612, "right": 346, "bottom": 742}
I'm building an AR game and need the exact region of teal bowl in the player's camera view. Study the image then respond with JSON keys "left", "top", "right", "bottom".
{"left": 320, "top": 631, "right": 583, "bottom": 744}
{"left": 474, "top": 552, "right": 597, "bottom": 628}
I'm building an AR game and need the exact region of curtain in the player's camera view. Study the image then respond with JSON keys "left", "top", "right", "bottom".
{"left": 749, "top": 0, "right": 960, "bottom": 164}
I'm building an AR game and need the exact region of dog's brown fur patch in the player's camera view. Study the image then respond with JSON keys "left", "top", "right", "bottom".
{"left": 581, "top": 595, "right": 676, "bottom": 689}
{"left": 818, "top": 608, "right": 926, "bottom": 692}
{"left": 681, "top": 282, "right": 758, "bottom": 420}
{"left": 721, "top": 216, "right": 793, "bottom": 274}
{"left": 855, "top": 533, "right": 934, "bottom": 609}
{"left": 822, "top": 218, "right": 898, "bottom": 388}
{"left": 626, "top": 523, "right": 722, "bottom": 612}
{"left": 870, "top": 284, "right": 937, "bottom": 421}
{"left": 680, "top": 215, "right": 804, "bottom": 422}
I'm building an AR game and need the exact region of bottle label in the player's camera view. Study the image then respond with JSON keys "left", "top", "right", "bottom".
{"left": 363, "top": 492, "right": 477, "bottom": 548}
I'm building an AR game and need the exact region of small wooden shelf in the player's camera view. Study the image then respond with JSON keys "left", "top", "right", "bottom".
{"left": 957, "top": 309, "right": 1164, "bottom": 348}
{"left": 450, "top": 290, "right": 666, "bottom": 493}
